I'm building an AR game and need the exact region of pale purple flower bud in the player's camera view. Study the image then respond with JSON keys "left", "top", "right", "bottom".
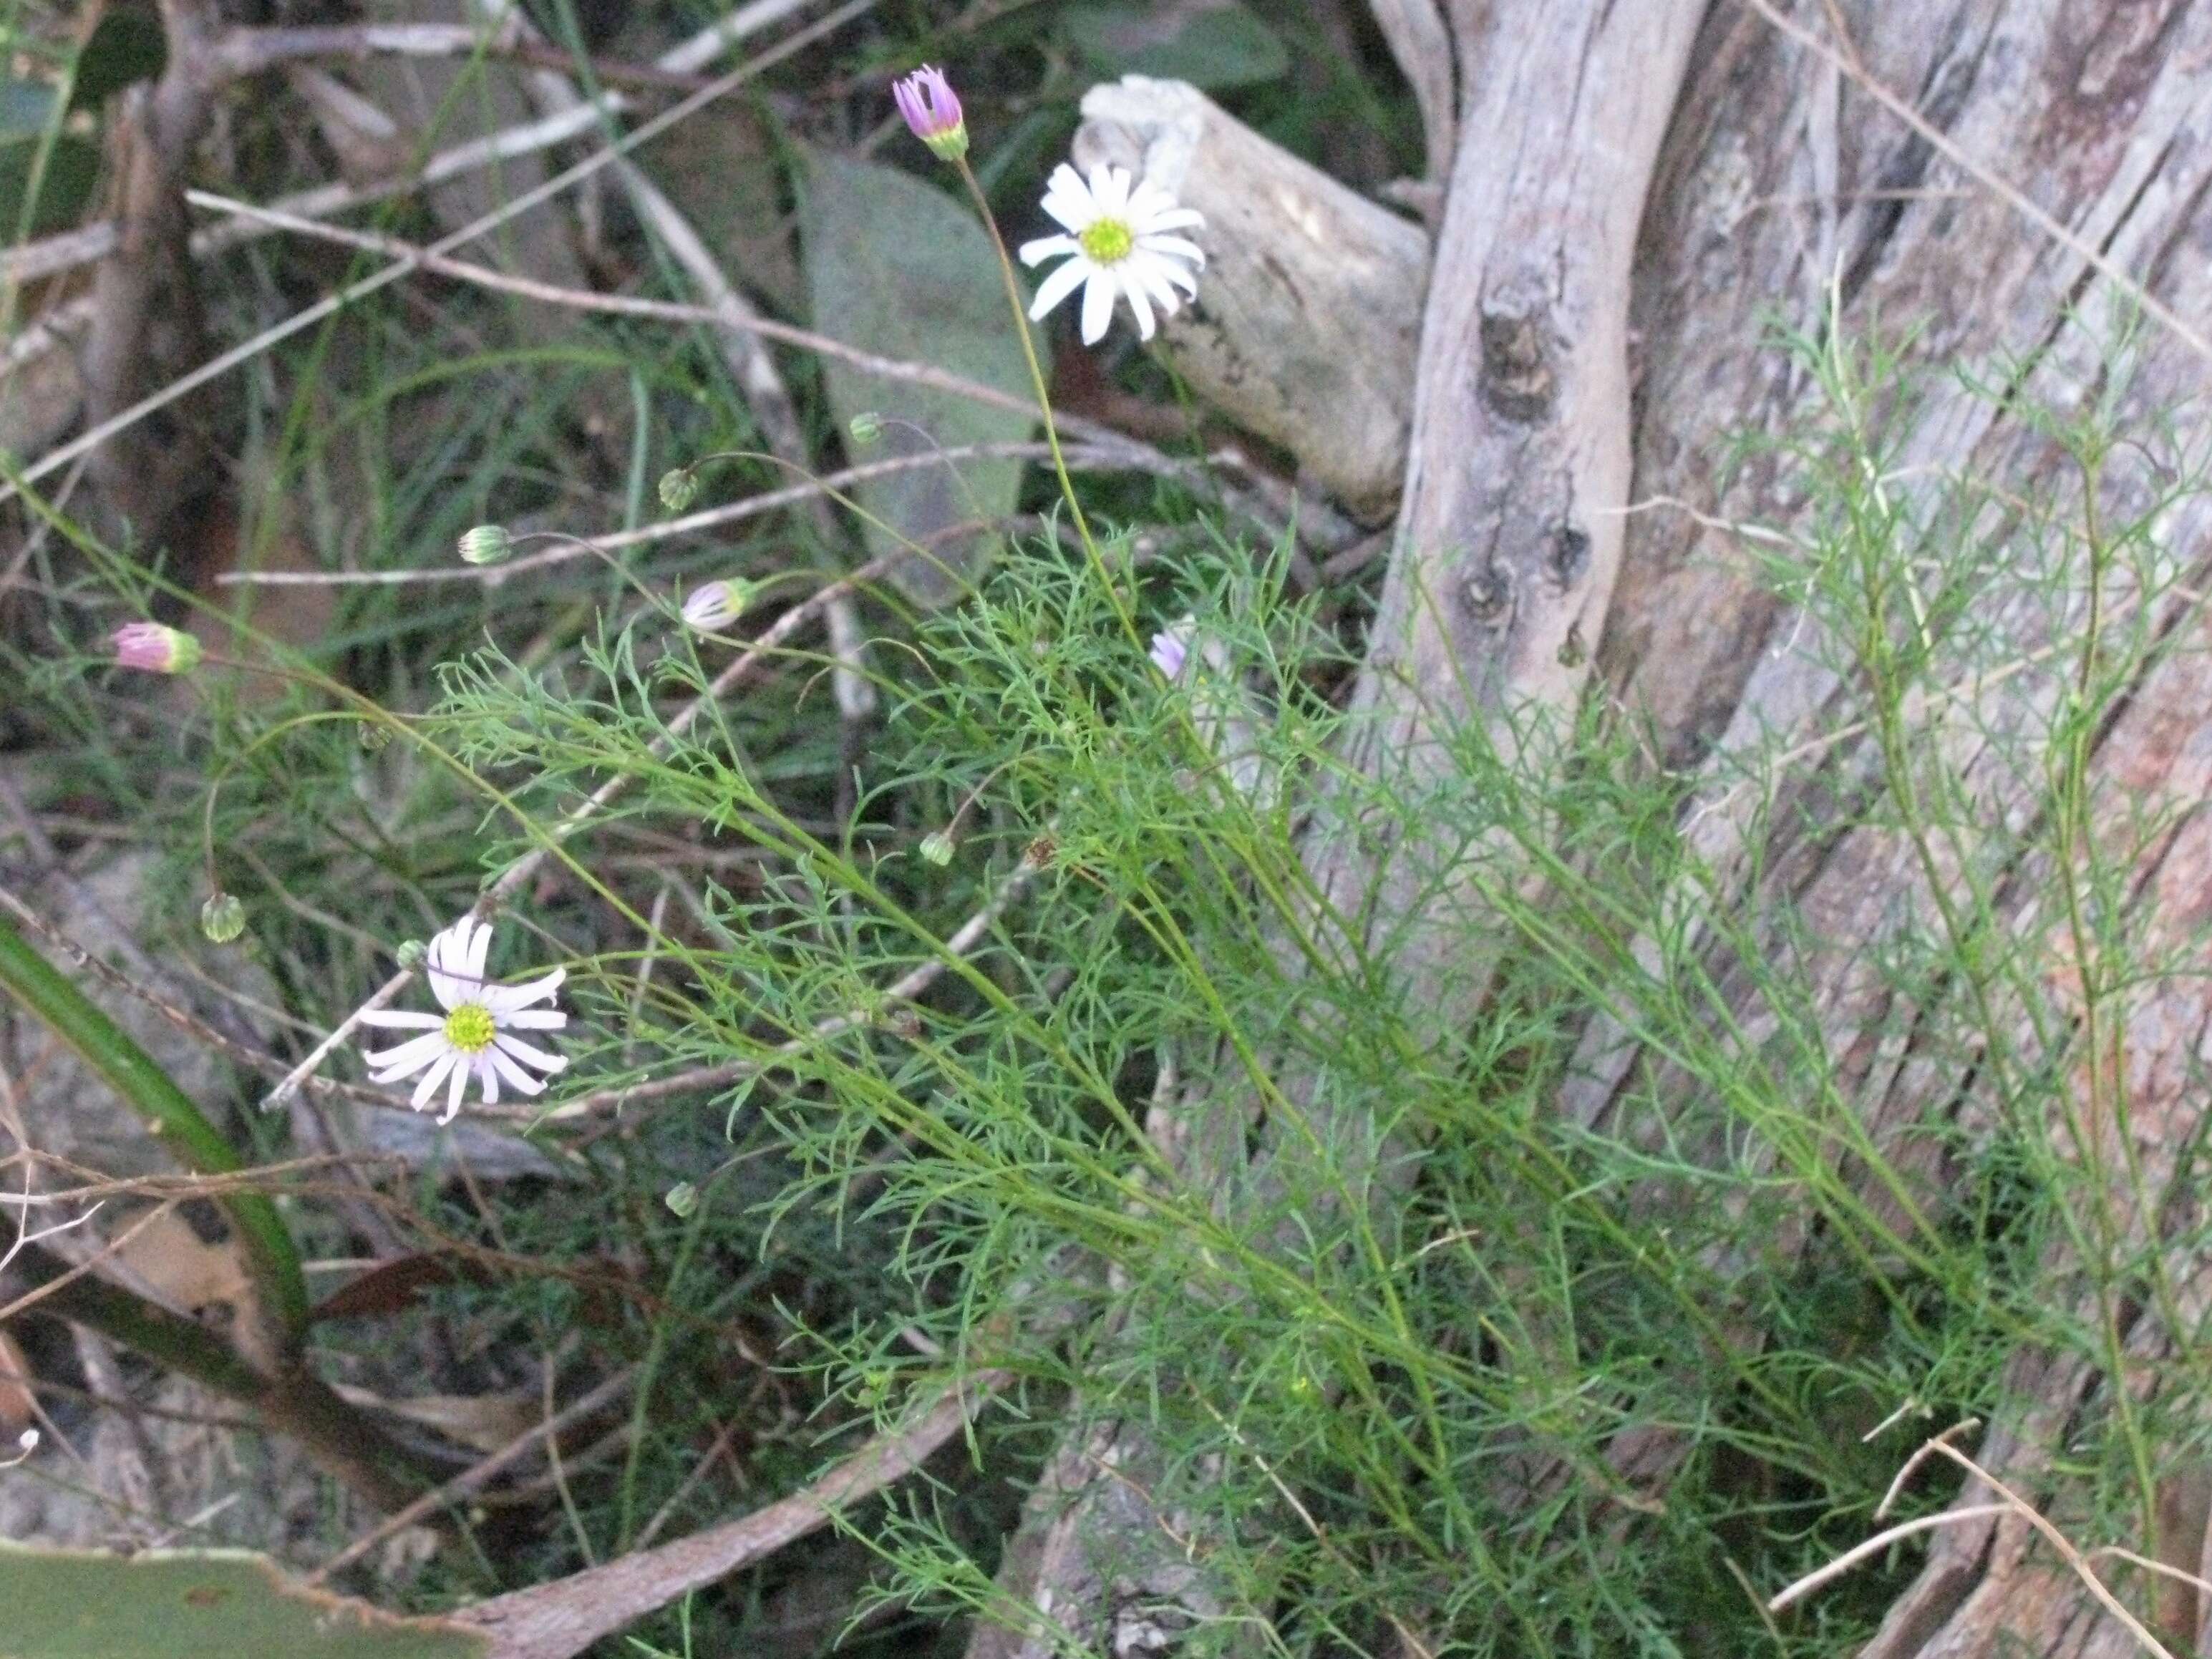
{"left": 682, "top": 580, "right": 750, "bottom": 633}
{"left": 1148, "top": 630, "right": 1187, "bottom": 681}
{"left": 893, "top": 65, "right": 967, "bottom": 162}
{"left": 111, "top": 623, "right": 202, "bottom": 675}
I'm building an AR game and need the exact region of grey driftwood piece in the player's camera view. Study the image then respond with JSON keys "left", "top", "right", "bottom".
{"left": 1070, "top": 77, "right": 1429, "bottom": 521}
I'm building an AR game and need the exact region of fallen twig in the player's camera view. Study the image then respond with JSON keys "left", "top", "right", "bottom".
{"left": 452, "top": 1369, "right": 1009, "bottom": 1659}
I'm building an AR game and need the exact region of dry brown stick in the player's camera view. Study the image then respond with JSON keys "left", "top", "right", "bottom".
{"left": 452, "top": 1369, "right": 1009, "bottom": 1659}
{"left": 307, "top": 1366, "right": 638, "bottom": 1585}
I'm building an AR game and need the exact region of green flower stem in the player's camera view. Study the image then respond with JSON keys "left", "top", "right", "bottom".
{"left": 955, "top": 158, "right": 1143, "bottom": 650}
{"left": 0, "top": 911, "right": 311, "bottom": 1348}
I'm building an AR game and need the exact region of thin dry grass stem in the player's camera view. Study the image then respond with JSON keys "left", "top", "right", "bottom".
{"left": 631, "top": 1417, "right": 742, "bottom": 1551}
{"left": 1875, "top": 1417, "right": 1981, "bottom": 1519}
{"left": 2087, "top": 1546, "right": 2212, "bottom": 1600}
{"left": 0, "top": 0, "right": 873, "bottom": 515}
{"left": 307, "top": 1367, "right": 639, "bottom": 1584}
{"left": 1772, "top": 1424, "right": 2181, "bottom": 1656}
{"left": 0, "top": 0, "right": 854, "bottom": 291}
{"left": 215, "top": 451, "right": 1108, "bottom": 588}
{"left": 1766, "top": 1503, "right": 2011, "bottom": 1612}
{"left": 180, "top": 190, "right": 1178, "bottom": 471}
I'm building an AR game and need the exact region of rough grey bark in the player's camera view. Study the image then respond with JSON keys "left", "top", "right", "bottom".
{"left": 1072, "top": 77, "right": 1431, "bottom": 521}
{"left": 1568, "top": 2, "right": 2212, "bottom": 1653}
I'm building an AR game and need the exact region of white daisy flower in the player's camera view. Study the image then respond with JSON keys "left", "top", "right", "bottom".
{"left": 358, "top": 915, "right": 568, "bottom": 1122}
{"left": 1019, "top": 162, "right": 1206, "bottom": 346}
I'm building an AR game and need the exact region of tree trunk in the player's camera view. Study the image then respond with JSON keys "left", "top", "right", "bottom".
{"left": 971, "top": 1, "right": 2212, "bottom": 1655}
{"left": 1599, "top": 2, "right": 2212, "bottom": 1653}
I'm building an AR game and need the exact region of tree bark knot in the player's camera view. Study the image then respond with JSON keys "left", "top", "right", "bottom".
{"left": 1478, "top": 291, "right": 1558, "bottom": 424}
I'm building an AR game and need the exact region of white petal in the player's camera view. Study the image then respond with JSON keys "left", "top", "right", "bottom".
{"left": 445, "top": 1056, "right": 469, "bottom": 1121}
{"left": 495, "top": 1008, "right": 568, "bottom": 1031}
{"left": 476, "top": 1052, "right": 500, "bottom": 1106}
{"left": 1137, "top": 206, "right": 1204, "bottom": 235}
{"left": 1028, "top": 256, "right": 1090, "bottom": 322}
{"left": 485, "top": 968, "right": 564, "bottom": 1012}
{"left": 1122, "top": 270, "right": 1156, "bottom": 340}
{"left": 426, "top": 920, "right": 470, "bottom": 1008}
{"left": 1019, "top": 233, "right": 1080, "bottom": 267}
{"left": 1137, "top": 234, "right": 1206, "bottom": 269}
{"left": 465, "top": 918, "right": 493, "bottom": 983}
{"left": 487, "top": 1046, "right": 548, "bottom": 1097}
{"left": 411, "top": 1051, "right": 457, "bottom": 1111}
{"left": 1043, "top": 162, "right": 1088, "bottom": 210}
{"left": 365, "top": 1031, "right": 452, "bottom": 1076}
{"left": 1087, "top": 163, "right": 1130, "bottom": 215}
{"left": 1125, "top": 178, "right": 1169, "bottom": 220}
{"left": 493, "top": 1033, "right": 568, "bottom": 1074}
{"left": 357, "top": 1010, "right": 445, "bottom": 1029}
{"left": 1080, "top": 268, "right": 1116, "bottom": 345}
{"left": 1137, "top": 259, "right": 1183, "bottom": 319}
{"left": 1039, "top": 188, "right": 1095, "bottom": 234}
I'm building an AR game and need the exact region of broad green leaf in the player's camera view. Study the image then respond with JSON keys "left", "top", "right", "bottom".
{"left": 0, "top": 1544, "right": 487, "bottom": 1658}
{"left": 0, "top": 134, "right": 98, "bottom": 239}
{"left": 1064, "top": 0, "right": 1290, "bottom": 89}
{"left": 799, "top": 145, "right": 1039, "bottom": 608}
{"left": 67, "top": 8, "right": 168, "bottom": 110}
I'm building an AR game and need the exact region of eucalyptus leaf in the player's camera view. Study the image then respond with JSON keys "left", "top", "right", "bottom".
{"left": 68, "top": 7, "right": 168, "bottom": 110}
{"left": 800, "top": 145, "right": 1039, "bottom": 608}
{"left": 0, "top": 1544, "right": 487, "bottom": 1658}
{"left": 1064, "top": 0, "right": 1289, "bottom": 89}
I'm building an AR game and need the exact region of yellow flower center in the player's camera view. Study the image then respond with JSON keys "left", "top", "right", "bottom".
{"left": 444, "top": 1003, "right": 497, "bottom": 1054}
{"left": 1079, "top": 218, "right": 1134, "bottom": 266}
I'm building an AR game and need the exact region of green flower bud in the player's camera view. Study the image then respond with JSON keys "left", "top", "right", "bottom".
{"left": 848, "top": 411, "right": 883, "bottom": 446}
{"left": 665, "top": 1181, "right": 699, "bottom": 1218}
{"left": 394, "top": 938, "right": 427, "bottom": 970}
{"left": 918, "top": 830, "right": 955, "bottom": 867}
{"left": 658, "top": 469, "right": 699, "bottom": 512}
{"left": 200, "top": 892, "right": 246, "bottom": 944}
{"left": 457, "top": 525, "right": 513, "bottom": 566}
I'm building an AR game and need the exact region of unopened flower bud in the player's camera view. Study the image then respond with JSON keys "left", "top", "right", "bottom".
{"left": 681, "top": 580, "right": 752, "bottom": 633}
{"left": 200, "top": 892, "right": 246, "bottom": 945}
{"left": 892, "top": 65, "right": 966, "bottom": 162}
{"left": 395, "top": 938, "right": 427, "bottom": 970}
{"left": 457, "top": 525, "right": 513, "bottom": 566}
{"left": 848, "top": 412, "right": 883, "bottom": 446}
{"left": 665, "top": 1181, "right": 699, "bottom": 1218}
{"left": 918, "top": 830, "right": 955, "bottom": 867}
{"left": 658, "top": 469, "right": 699, "bottom": 512}
{"left": 358, "top": 719, "right": 392, "bottom": 751}
{"left": 110, "top": 623, "right": 201, "bottom": 676}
